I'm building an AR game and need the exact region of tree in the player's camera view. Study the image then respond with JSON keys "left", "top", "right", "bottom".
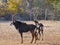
{"left": 47, "top": 0, "right": 60, "bottom": 11}
{"left": 47, "top": 0, "right": 60, "bottom": 20}
{"left": 7, "top": 0, "right": 23, "bottom": 14}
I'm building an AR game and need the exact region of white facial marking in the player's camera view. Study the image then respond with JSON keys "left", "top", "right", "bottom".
{"left": 37, "top": 24, "right": 39, "bottom": 28}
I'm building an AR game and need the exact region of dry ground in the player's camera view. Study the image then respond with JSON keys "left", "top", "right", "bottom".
{"left": 0, "top": 20, "right": 60, "bottom": 45}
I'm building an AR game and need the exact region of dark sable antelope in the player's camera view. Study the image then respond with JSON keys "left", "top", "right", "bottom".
{"left": 34, "top": 20, "right": 44, "bottom": 40}
{"left": 10, "top": 20, "right": 38, "bottom": 43}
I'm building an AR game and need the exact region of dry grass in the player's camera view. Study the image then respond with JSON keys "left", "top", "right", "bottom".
{"left": 0, "top": 20, "right": 60, "bottom": 45}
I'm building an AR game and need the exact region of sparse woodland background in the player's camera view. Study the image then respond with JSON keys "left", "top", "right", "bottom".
{"left": 0, "top": 0, "right": 60, "bottom": 21}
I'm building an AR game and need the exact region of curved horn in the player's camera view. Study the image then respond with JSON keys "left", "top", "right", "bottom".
{"left": 12, "top": 15, "right": 16, "bottom": 22}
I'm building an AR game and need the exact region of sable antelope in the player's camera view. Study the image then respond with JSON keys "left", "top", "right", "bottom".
{"left": 10, "top": 20, "right": 38, "bottom": 43}
{"left": 34, "top": 20, "right": 44, "bottom": 40}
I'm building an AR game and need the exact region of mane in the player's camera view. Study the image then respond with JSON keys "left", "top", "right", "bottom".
{"left": 15, "top": 21, "right": 27, "bottom": 25}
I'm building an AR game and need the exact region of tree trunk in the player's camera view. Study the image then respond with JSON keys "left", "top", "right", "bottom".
{"left": 45, "top": 8, "right": 48, "bottom": 20}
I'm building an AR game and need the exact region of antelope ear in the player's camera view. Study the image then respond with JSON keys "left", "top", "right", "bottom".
{"left": 10, "top": 23, "right": 13, "bottom": 26}
{"left": 34, "top": 20, "right": 38, "bottom": 23}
